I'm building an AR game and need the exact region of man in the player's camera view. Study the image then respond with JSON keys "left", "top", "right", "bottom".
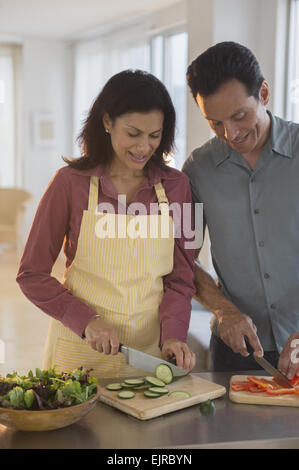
{"left": 183, "top": 41, "right": 299, "bottom": 377}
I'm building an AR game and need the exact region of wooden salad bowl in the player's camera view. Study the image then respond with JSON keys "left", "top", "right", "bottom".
{"left": 0, "top": 386, "right": 101, "bottom": 431}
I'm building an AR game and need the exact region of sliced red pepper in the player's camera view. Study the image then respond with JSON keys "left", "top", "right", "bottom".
{"left": 247, "top": 376, "right": 276, "bottom": 390}
{"left": 232, "top": 376, "right": 299, "bottom": 396}
{"left": 247, "top": 385, "right": 266, "bottom": 393}
{"left": 266, "top": 388, "right": 297, "bottom": 396}
{"left": 290, "top": 376, "right": 299, "bottom": 386}
{"left": 231, "top": 383, "right": 250, "bottom": 392}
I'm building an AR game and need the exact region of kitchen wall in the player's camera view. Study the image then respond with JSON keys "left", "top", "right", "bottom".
{"left": 20, "top": 38, "right": 73, "bottom": 244}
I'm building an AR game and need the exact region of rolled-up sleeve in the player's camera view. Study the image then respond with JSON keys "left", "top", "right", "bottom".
{"left": 159, "top": 175, "right": 195, "bottom": 346}
{"left": 16, "top": 169, "right": 97, "bottom": 337}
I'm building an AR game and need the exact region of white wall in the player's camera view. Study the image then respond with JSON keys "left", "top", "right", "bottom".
{"left": 20, "top": 39, "right": 73, "bottom": 245}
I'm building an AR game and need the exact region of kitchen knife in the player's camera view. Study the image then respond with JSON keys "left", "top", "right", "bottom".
{"left": 119, "top": 344, "right": 188, "bottom": 378}
{"left": 253, "top": 353, "right": 295, "bottom": 388}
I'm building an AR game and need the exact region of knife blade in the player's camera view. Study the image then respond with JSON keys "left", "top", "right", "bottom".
{"left": 119, "top": 344, "right": 188, "bottom": 378}
{"left": 253, "top": 353, "right": 295, "bottom": 388}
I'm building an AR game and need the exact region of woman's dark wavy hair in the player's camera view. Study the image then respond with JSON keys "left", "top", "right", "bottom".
{"left": 187, "top": 41, "right": 265, "bottom": 100}
{"left": 63, "top": 69, "right": 176, "bottom": 170}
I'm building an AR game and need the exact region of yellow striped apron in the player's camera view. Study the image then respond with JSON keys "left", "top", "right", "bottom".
{"left": 43, "top": 175, "right": 174, "bottom": 378}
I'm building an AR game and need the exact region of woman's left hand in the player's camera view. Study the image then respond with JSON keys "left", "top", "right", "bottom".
{"left": 161, "top": 339, "right": 196, "bottom": 372}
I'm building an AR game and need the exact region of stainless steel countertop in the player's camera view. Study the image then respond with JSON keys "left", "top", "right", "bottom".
{"left": 1, "top": 371, "right": 299, "bottom": 449}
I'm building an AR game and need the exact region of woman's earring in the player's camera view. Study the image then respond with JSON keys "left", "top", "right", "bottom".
{"left": 105, "top": 128, "right": 110, "bottom": 134}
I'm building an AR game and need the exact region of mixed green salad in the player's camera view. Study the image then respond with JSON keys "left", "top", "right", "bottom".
{"left": 0, "top": 366, "right": 98, "bottom": 411}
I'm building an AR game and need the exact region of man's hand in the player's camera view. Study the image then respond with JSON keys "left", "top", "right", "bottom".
{"left": 193, "top": 262, "right": 263, "bottom": 357}
{"left": 84, "top": 316, "right": 120, "bottom": 355}
{"left": 278, "top": 333, "right": 299, "bottom": 379}
{"left": 161, "top": 338, "right": 196, "bottom": 371}
{"left": 217, "top": 309, "right": 264, "bottom": 358}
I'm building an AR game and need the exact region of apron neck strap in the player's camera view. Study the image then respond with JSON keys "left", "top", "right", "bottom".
{"left": 154, "top": 182, "right": 169, "bottom": 206}
{"left": 88, "top": 176, "right": 99, "bottom": 212}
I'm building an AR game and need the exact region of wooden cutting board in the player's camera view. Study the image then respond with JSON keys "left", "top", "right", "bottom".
{"left": 229, "top": 375, "right": 299, "bottom": 407}
{"left": 98, "top": 374, "right": 226, "bottom": 420}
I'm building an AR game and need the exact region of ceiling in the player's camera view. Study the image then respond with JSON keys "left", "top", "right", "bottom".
{"left": 0, "top": 0, "right": 180, "bottom": 41}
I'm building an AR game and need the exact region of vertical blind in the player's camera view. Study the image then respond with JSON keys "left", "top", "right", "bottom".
{"left": 0, "top": 45, "right": 16, "bottom": 187}
{"left": 287, "top": 0, "right": 299, "bottom": 122}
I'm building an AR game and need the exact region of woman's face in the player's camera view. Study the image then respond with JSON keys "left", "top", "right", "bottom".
{"left": 103, "top": 110, "right": 164, "bottom": 174}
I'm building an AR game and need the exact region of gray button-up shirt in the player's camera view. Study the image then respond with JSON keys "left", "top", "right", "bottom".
{"left": 183, "top": 112, "right": 299, "bottom": 352}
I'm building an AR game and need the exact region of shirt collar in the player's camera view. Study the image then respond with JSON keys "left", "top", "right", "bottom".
{"left": 213, "top": 110, "right": 293, "bottom": 168}
{"left": 269, "top": 110, "right": 293, "bottom": 159}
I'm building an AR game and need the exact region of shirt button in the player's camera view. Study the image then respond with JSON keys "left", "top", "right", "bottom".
{"left": 254, "top": 209, "right": 260, "bottom": 214}
{"left": 270, "top": 304, "right": 276, "bottom": 309}
{"left": 264, "top": 273, "right": 270, "bottom": 279}
{"left": 259, "top": 241, "right": 265, "bottom": 247}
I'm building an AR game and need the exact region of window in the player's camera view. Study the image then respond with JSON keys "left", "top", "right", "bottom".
{"left": 287, "top": 0, "right": 299, "bottom": 122}
{"left": 0, "top": 46, "right": 16, "bottom": 186}
{"left": 151, "top": 30, "right": 188, "bottom": 169}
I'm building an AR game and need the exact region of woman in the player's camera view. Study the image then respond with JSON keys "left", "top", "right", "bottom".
{"left": 16, "top": 70, "right": 196, "bottom": 378}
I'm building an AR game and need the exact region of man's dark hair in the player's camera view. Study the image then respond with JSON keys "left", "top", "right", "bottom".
{"left": 187, "top": 41, "right": 265, "bottom": 101}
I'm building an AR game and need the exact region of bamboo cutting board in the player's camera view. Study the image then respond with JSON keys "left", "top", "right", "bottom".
{"left": 229, "top": 375, "right": 299, "bottom": 407}
{"left": 98, "top": 374, "right": 226, "bottom": 420}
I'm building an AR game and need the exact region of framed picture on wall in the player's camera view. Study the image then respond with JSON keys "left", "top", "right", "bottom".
{"left": 32, "top": 111, "right": 57, "bottom": 148}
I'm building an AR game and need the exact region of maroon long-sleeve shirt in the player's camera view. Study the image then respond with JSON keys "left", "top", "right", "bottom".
{"left": 16, "top": 160, "right": 195, "bottom": 346}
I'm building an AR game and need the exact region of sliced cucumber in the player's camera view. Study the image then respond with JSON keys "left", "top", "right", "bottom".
{"left": 106, "top": 383, "right": 123, "bottom": 391}
{"left": 144, "top": 391, "right": 161, "bottom": 398}
{"left": 124, "top": 378, "right": 145, "bottom": 386}
{"left": 120, "top": 382, "right": 134, "bottom": 388}
{"left": 155, "top": 364, "right": 173, "bottom": 384}
{"left": 168, "top": 391, "right": 191, "bottom": 398}
{"left": 148, "top": 386, "right": 169, "bottom": 395}
{"left": 132, "top": 384, "right": 150, "bottom": 390}
{"left": 145, "top": 376, "right": 165, "bottom": 387}
{"left": 117, "top": 391, "right": 136, "bottom": 399}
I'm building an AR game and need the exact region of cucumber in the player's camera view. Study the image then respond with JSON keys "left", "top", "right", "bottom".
{"left": 117, "top": 391, "right": 136, "bottom": 399}
{"left": 120, "top": 382, "right": 134, "bottom": 388}
{"left": 145, "top": 376, "right": 165, "bottom": 387}
{"left": 148, "top": 387, "right": 169, "bottom": 395}
{"left": 144, "top": 391, "right": 161, "bottom": 398}
{"left": 199, "top": 399, "right": 216, "bottom": 415}
{"left": 168, "top": 391, "right": 191, "bottom": 398}
{"left": 132, "top": 384, "right": 150, "bottom": 390}
{"left": 124, "top": 378, "right": 145, "bottom": 386}
{"left": 155, "top": 364, "right": 173, "bottom": 384}
{"left": 106, "top": 383, "right": 123, "bottom": 391}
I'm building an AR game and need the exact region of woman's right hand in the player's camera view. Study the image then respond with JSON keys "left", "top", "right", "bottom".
{"left": 84, "top": 316, "right": 120, "bottom": 355}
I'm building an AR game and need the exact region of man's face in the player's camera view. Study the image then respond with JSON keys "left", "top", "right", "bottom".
{"left": 196, "top": 79, "right": 270, "bottom": 155}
